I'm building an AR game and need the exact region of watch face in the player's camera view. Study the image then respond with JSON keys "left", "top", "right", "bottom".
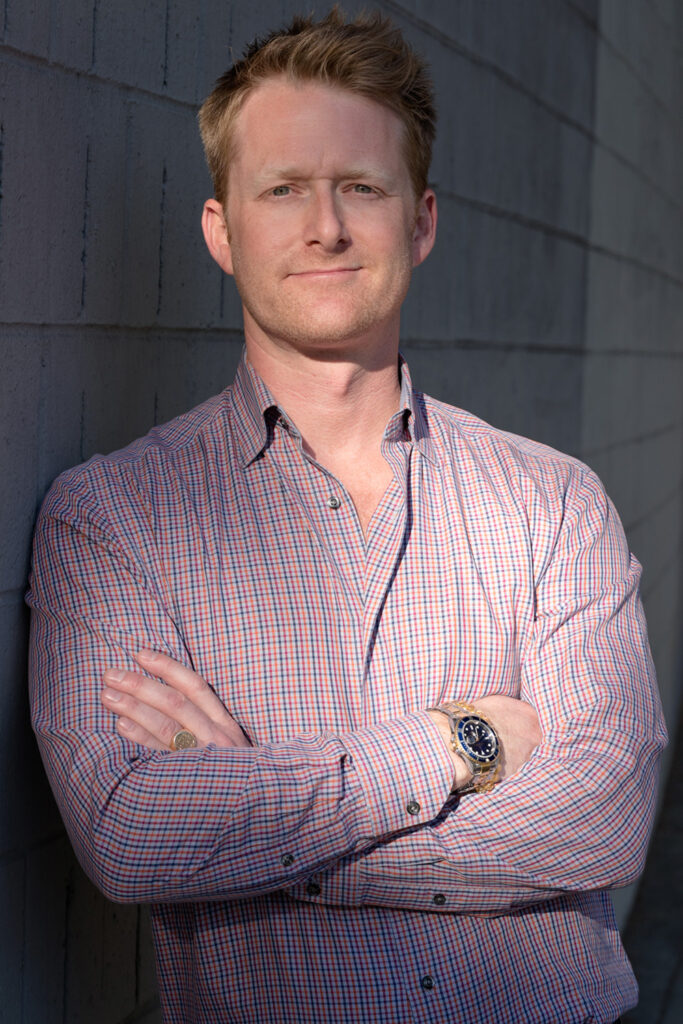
{"left": 457, "top": 715, "right": 499, "bottom": 764}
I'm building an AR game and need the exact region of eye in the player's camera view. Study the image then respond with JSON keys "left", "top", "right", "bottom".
{"left": 352, "top": 184, "right": 375, "bottom": 194}
{"left": 271, "top": 185, "right": 291, "bottom": 197}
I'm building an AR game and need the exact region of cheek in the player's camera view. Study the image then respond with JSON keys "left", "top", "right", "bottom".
{"left": 232, "top": 219, "right": 293, "bottom": 273}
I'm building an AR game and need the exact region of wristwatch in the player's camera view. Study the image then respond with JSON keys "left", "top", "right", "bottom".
{"left": 428, "top": 700, "right": 500, "bottom": 794}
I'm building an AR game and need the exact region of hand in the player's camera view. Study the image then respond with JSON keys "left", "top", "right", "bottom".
{"left": 473, "top": 694, "right": 542, "bottom": 780}
{"left": 427, "top": 695, "right": 541, "bottom": 791}
{"left": 100, "top": 649, "right": 251, "bottom": 751}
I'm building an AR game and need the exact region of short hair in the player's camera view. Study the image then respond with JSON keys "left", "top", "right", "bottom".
{"left": 198, "top": 6, "right": 436, "bottom": 206}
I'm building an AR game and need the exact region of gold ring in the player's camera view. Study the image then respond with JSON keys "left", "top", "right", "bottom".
{"left": 170, "top": 729, "right": 198, "bottom": 751}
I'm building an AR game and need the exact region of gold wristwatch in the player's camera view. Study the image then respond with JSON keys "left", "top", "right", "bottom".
{"left": 428, "top": 700, "right": 500, "bottom": 794}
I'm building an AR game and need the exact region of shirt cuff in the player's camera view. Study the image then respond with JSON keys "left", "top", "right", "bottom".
{"left": 338, "top": 710, "right": 455, "bottom": 840}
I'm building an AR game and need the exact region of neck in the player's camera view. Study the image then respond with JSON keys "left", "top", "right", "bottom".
{"left": 244, "top": 334, "right": 402, "bottom": 464}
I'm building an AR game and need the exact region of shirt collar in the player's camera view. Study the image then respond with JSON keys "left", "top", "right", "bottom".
{"left": 230, "top": 347, "right": 436, "bottom": 467}
{"left": 394, "top": 355, "right": 437, "bottom": 466}
{"left": 230, "top": 352, "right": 283, "bottom": 467}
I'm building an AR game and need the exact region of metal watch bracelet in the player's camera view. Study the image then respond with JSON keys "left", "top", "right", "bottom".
{"left": 428, "top": 701, "right": 500, "bottom": 794}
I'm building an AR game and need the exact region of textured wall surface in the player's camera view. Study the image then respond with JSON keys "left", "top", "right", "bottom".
{"left": 1, "top": 1, "right": 681, "bottom": 1020}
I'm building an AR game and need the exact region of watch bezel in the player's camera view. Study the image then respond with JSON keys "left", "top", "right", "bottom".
{"left": 456, "top": 714, "right": 500, "bottom": 766}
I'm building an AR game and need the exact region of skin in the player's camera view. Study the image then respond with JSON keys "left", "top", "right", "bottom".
{"left": 101, "top": 77, "right": 541, "bottom": 791}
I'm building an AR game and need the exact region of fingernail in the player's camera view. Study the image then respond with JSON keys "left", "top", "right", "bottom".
{"left": 136, "top": 649, "right": 157, "bottom": 662}
{"left": 102, "top": 687, "right": 122, "bottom": 702}
{"left": 103, "top": 669, "right": 125, "bottom": 683}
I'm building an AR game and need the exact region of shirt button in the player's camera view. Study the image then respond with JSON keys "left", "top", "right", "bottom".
{"left": 327, "top": 495, "right": 341, "bottom": 509}
{"left": 280, "top": 853, "right": 294, "bottom": 867}
{"left": 306, "top": 881, "right": 321, "bottom": 897}
{"left": 433, "top": 893, "right": 446, "bottom": 906}
{"left": 420, "top": 975, "right": 434, "bottom": 991}
{"left": 406, "top": 799, "right": 421, "bottom": 816}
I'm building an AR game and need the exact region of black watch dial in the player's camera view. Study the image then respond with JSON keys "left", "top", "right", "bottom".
{"left": 457, "top": 715, "right": 499, "bottom": 764}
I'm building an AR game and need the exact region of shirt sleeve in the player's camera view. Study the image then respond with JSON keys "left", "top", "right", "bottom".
{"left": 28, "top": 469, "right": 454, "bottom": 904}
{"left": 297, "top": 467, "right": 668, "bottom": 915}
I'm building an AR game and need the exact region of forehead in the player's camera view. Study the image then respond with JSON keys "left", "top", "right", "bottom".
{"left": 230, "top": 77, "right": 408, "bottom": 179}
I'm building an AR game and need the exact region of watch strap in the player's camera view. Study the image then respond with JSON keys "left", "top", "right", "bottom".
{"left": 428, "top": 703, "right": 500, "bottom": 794}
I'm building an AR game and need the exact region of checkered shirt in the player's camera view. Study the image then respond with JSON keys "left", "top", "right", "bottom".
{"left": 28, "top": 354, "right": 667, "bottom": 1023}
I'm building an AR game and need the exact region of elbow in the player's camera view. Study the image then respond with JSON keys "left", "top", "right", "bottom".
{"left": 89, "top": 846, "right": 147, "bottom": 904}
{"left": 61, "top": 810, "right": 152, "bottom": 904}
{"left": 567, "top": 748, "right": 663, "bottom": 891}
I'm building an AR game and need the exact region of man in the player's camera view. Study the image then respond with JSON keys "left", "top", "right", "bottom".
{"left": 28, "top": 10, "right": 666, "bottom": 1024}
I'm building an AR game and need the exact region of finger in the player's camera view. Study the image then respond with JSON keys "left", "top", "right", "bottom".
{"left": 101, "top": 684, "right": 188, "bottom": 750}
{"left": 115, "top": 714, "right": 171, "bottom": 752}
{"left": 102, "top": 668, "right": 216, "bottom": 745}
{"left": 134, "top": 650, "right": 236, "bottom": 728}
{"left": 101, "top": 667, "right": 248, "bottom": 748}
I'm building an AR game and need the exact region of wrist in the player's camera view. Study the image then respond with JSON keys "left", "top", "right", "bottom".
{"left": 426, "top": 709, "right": 474, "bottom": 791}
{"left": 427, "top": 702, "right": 501, "bottom": 794}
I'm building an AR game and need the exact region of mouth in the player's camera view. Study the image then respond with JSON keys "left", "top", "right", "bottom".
{"left": 287, "top": 267, "right": 361, "bottom": 279}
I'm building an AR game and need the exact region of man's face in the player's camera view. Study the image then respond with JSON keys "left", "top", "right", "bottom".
{"left": 202, "top": 77, "right": 436, "bottom": 360}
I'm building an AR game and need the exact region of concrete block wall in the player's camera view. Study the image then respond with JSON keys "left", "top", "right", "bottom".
{"left": 1, "top": 2, "right": 681, "bottom": 1020}
{"left": 581, "top": 0, "right": 683, "bottom": 751}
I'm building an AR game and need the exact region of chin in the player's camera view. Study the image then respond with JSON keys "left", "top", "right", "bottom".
{"left": 282, "top": 321, "right": 384, "bottom": 352}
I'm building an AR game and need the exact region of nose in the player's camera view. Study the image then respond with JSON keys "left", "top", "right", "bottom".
{"left": 303, "top": 185, "right": 350, "bottom": 251}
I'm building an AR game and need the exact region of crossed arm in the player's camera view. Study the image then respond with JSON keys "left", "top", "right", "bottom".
{"left": 100, "top": 650, "right": 542, "bottom": 791}
{"left": 28, "top": 466, "right": 667, "bottom": 912}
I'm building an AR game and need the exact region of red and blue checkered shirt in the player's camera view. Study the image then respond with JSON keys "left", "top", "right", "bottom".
{"left": 28, "top": 355, "right": 666, "bottom": 1023}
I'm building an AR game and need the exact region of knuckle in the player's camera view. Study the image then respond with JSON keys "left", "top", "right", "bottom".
{"left": 166, "top": 690, "right": 186, "bottom": 714}
{"left": 187, "top": 674, "right": 206, "bottom": 696}
{"left": 159, "top": 719, "right": 178, "bottom": 745}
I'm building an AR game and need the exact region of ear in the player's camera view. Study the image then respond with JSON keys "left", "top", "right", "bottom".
{"left": 412, "top": 189, "right": 437, "bottom": 268}
{"left": 201, "top": 198, "right": 234, "bottom": 276}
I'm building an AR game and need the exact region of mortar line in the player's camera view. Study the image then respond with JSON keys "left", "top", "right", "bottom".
{"left": 119, "top": 996, "right": 163, "bottom": 1024}
{"left": 401, "top": 337, "right": 683, "bottom": 360}
{"left": 641, "top": 547, "right": 680, "bottom": 602}
{"left": 79, "top": 389, "right": 86, "bottom": 463}
{"left": 381, "top": 0, "right": 593, "bottom": 140}
{"left": 563, "top": 0, "right": 598, "bottom": 31}
{"left": 2, "top": 322, "right": 680, "bottom": 359}
{"left": 0, "top": 121, "right": 5, "bottom": 245}
{"left": 438, "top": 191, "right": 683, "bottom": 284}
{"left": 80, "top": 140, "right": 92, "bottom": 312}
{"left": 162, "top": 0, "right": 170, "bottom": 89}
{"left": 654, "top": 945, "right": 683, "bottom": 1023}
{"left": 0, "top": 322, "right": 245, "bottom": 339}
{"left": 0, "top": 42, "right": 198, "bottom": 113}
{"left": 581, "top": 420, "right": 682, "bottom": 460}
{"left": 380, "top": 0, "right": 682, "bottom": 216}
{"left": 597, "top": 26, "right": 674, "bottom": 116}
{"left": 90, "top": 0, "right": 98, "bottom": 71}
{"left": 156, "top": 162, "right": 168, "bottom": 318}
{"left": 625, "top": 481, "right": 683, "bottom": 535}
{"left": 19, "top": 852, "right": 26, "bottom": 1021}
{"left": 62, "top": 860, "right": 74, "bottom": 1023}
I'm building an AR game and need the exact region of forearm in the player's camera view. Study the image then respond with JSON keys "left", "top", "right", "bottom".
{"left": 303, "top": 720, "right": 663, "bottom": 916}
{"left": 296, "top": 551, "right": 668, "bottom": 916}
{"left": 34, "top": 708, "right": 453, "bottom": 904}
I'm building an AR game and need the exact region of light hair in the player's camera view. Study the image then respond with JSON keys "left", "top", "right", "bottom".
{"left": 198, "top": 6, "right": 436, "bottom": 206}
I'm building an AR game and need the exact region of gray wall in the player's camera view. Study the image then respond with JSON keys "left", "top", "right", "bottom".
{"left": 1, "top": 1, "right": 681, "bottom": 1020}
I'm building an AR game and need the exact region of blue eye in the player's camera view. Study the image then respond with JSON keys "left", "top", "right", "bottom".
{"left": 271, "top": 186, "right": 291, "bottom": 197}
{"left": 353, "top": 184, "right": 374, "bottom": 194}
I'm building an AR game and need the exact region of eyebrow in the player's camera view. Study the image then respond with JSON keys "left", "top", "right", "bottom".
{"left": 256, "top": 166, "right": 395, "bottom": 184}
